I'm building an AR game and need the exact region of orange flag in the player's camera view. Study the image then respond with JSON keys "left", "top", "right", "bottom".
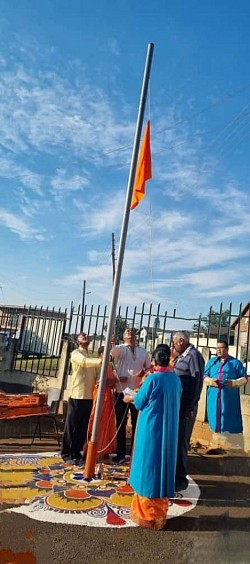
{"left": 131, "top": 120, "right": 152, "bottom": 210}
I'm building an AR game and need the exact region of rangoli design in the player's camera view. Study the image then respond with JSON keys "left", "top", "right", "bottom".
{"left": 0, "top": 453, "right": 200, "bottom": 527}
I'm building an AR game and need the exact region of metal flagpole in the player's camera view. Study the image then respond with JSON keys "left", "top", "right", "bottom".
{"left": 84, "top": 42, "right": 154, "bottom": 477}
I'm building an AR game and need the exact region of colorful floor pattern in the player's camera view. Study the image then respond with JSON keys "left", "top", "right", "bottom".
{"left": 0, "top": 453, "right": 200, "bottom": 527}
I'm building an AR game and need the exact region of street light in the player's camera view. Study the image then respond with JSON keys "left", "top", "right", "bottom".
{"left": 80, "top": 281, "right": 91, "bottom": 332}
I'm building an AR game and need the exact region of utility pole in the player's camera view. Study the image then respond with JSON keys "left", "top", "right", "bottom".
{"left": 111, "top": 232, "right": 116, "bottom": 282}
{"left": 80, "top": 280, "right": 86, "bottom": 333}
{"left": 80, "top": 281, "right": 91, "bottom": 332}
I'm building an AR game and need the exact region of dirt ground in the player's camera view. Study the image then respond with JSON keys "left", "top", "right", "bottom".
{"left": 0, "top": 438, "right": 250, "bottom": 564}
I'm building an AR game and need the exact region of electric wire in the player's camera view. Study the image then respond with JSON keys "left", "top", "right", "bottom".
{"left": 207, "top": 101, "right": 250, "bottom": 153}
{"left": 218, "top": 122, "right": 250, "bottom": 161}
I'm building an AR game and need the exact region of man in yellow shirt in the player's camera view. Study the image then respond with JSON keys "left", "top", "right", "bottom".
{"left": 61, "top": 332, "right": 101, "bottom": 464}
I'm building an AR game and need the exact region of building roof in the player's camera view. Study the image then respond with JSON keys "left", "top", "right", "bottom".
{"left": 0, "top": 305, "right": 66, "bottom": 319}
{"left": 230, "top": 301, "right": 250, "bottom": 329}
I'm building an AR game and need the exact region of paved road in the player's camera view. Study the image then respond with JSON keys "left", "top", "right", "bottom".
{"left": 1, "top": 503, "right": 250, "bottom": 564}
{"left": 0, "top": 439, "right": 250, "bottom": 563}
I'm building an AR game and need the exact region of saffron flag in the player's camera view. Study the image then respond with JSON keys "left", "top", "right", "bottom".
{"left": 131, "top": 120, "right": 152, "bottom": 210}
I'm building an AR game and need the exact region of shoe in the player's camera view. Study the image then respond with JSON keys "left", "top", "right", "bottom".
{"left": 63, "top": 457, "right": 80, "bottom": 465}
{"left": 112, "top": 456, "right": 126, "bottom": 465}
{"left": 175, "top": 479, "right": 189, "bottom": 492}
{"left": 76, "top": 459, "right": 85, "bottom": 467}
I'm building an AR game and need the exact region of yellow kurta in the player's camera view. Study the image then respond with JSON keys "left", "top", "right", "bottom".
{"left": 68, "top": 347, "right": 101, "bottom": 400}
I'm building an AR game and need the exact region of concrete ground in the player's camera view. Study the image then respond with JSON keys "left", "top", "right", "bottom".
{"left": 0, "top": 436, "right": 250, "bottom": 564}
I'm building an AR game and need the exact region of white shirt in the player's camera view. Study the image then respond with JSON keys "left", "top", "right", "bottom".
{"left": 111, "top": 343, "right": 151, "bottom": 393}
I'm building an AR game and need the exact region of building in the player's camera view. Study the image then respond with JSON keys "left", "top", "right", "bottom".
{"left": 139, "top": 326, "right": 173, "bottom": 351}
{"left": 231, "top": 300, "right": 250, "bottom": 347}
{"left": 230, "top": 300, "right": 250, "bottom": 362}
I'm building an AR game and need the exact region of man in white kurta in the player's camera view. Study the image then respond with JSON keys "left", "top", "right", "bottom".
{"left": 111, "top": 328, "right": 151, "bottom": 464}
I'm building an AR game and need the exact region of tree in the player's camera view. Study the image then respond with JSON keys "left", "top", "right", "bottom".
{"left": 192, "top": 309, "right": 231, "bottom": 332}
{"left": 192, "top": 314, "right": 207, "bottom": 333}
{"left": 115, "top": 315, "right": 128, "bottom": 343}
{"left": 206, "top": 309, "right": 230, "bottom": 328}
{"left": 154, "top": 316, "right": 160, "bottom": 330}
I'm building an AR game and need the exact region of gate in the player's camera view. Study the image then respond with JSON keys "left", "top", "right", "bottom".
{"left": 12, "top": 306, "right": 67, "bottom": 377}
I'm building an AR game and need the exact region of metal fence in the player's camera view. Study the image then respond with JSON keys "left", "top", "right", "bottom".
{"left": 66, "top": 300, "right": 250, "bottom": 394}
{"left": 0, "top": 308, "right": 20, "bottom": 345}
{"left": 1, "top": 301, "right": 249, "bottom": 393}
{"left": 66, "top": 301, "right": 246, "bottom": 346}
{"left": 1, "top": 306, "right": 67, "bottom": 378}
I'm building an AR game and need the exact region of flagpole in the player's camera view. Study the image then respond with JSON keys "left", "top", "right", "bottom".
{"left": 84, "top": 42, "right": 154, "bottom": 478}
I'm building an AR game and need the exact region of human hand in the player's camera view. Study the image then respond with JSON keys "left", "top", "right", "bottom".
{"left": 136, "top": 369, "right": 146, "bottom": 379}
{"left": 224, "top": 379, "right": 233, "bottom": 389}
{"left": 123, "top": 394, "right": 133, "bottom": 404}
{"left": 128, "top": 369, "right": 141, "bottom": 378}
{"left": 211, "top": 379, "right": 219, "bottom": 387}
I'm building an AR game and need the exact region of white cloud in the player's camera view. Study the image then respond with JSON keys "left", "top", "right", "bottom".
{"left": 156, "top": 210, "right": 192, "bottom": 231}
{"left": 60, "top": 264, "right": 113, "bottom": 297}
{"left": 204, "top": 283, "right": 250, "bottom": 298}
{"left": 51, "top": 169, "right": 90, "bottom": 193}
{"left": 0, "top": 208, "right": 45, "bottom": 240}
{"left": 108, "top": 39, "right": 120, "bottom": 57}
{"left": 0, "top": 157, "right": 44, "bottom": 196}
{"left": 73, "top": 190, "right": 126, "bottom": 237}
{"left": 0, "top": 61, "right": 134, "bottom": 163}
{"left": 18, "top": 188, "right": 44, "bottom": 218}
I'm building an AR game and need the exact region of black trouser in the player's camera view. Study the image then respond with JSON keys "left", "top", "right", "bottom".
{"left": 115, "top": 393, "right": 138, "bottom": 459}
{"left": 61, "top": 398, "right": 93, "bottom": 461}
{"left": 175, "top": 404, "right": 198, "bottom": 485}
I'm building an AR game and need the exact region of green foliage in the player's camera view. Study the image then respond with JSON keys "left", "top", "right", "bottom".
{"left": 192, "top": 314, "right": 206, "bottom": 332}
{"left": 154, "top": 316, "right": 161, "bottom": 330}
{"left": 115, "top": 315, "right": 128, "bottom": 343}
{"left": 206, "top": 308, "right": 230, "bottom": 328}
{"left": 192, "top": 309, "right": 231, "bottom": 331}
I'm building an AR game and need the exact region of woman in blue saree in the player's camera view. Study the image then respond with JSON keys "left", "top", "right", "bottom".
{"left": 125, "top": 345, "right": 182, "bottom": 530}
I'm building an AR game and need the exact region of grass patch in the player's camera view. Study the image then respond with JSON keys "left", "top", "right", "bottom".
{"left": 14, "top": 354, "right": 59, "bottom": 374}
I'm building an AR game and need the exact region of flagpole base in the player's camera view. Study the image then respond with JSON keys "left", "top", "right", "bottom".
{"left": 84, "top": 441, "right": 98, "bottom": 478}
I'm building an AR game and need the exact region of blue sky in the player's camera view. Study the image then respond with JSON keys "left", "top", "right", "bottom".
{"left": 0, "top": 0, "right": 250, "bottom": 320}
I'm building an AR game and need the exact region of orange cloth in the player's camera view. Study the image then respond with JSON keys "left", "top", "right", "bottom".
{"left": 131, "top": 121, "right": 152, "bottom": 210}
{"left": 86, "top": 364, "right": 117, "bottom": 459}
{"left": 130, "top": 493, "right": 168, "bottom": 530}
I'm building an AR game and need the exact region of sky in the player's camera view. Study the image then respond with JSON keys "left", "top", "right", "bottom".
{"left": 0, "top": 0, "right": 250, "bottom": 324}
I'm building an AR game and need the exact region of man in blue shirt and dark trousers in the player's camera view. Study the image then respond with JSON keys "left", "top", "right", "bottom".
{"left": 173, "top": 331, "right": 205, "bottom": 492}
